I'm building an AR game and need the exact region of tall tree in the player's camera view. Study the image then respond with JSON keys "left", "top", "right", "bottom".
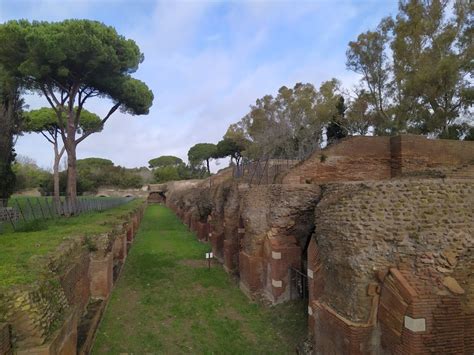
{"left": 230, "top": 81, "right": 342, "bottom": 160}
{"left": 0, "top": 20, "right": 154, "bottom": 203}
{"left": 214, "top": 137, "right": 246, "bottom": 167}
{"left": 346, "top": 20, "right": 397, "bottom": 134}
{"left": 188, "top": 143, "right": 217, "bottom": 174}
{"left": 24, "top": 107, "right": 102, "bottom": 202}
{"left": 326, "top": 96, "right": 348, "bottom": 145}
{"left": 346, "top": 0, "right": 473, "bottom": 137}
{"left": 345, "top": 89, "right": 376, "bottom": 135}
{"left": 148, "top": 156, "right": 184, "bottom": 169}
{"left": 0, "top": 70, "right": 23, "bottom": 205}
{"left": 391, "top": 0, "right": 473, "bottom": 137}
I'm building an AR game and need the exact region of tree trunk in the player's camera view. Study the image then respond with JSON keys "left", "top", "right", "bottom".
{"left": 65, "top": 105, "right": 78, "bottom": 208}
{"left": 66, "top": 141, "right": 77, "bottom": 199}
{"left": 66, "top": 135, "right": 77, "bottom": 213}
{"left": 52, "top": 144, "right": 65, "bottom": 207}
{"left": 206, "top": 159, "right": 210, "bottom": 174}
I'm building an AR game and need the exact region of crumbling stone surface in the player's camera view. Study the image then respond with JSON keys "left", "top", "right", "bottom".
{"left": 314, "top": 178, "right": 473, "bottom": 322}
{"left": 239, "top": 184, "right": 321, "bottom": 255}
{"left": 0, "top": 203, "right": 146, "bottom": 353}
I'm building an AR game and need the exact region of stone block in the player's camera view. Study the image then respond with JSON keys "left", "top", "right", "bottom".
{"left": 404, "top": 316, "right": 426, "bottom": 332}
{"left": 17, "top": 311, "right": 77, "bottom": 355}
{"left": 89, "top": 253, "right": 113, "bottom": 300}
{"left": 239, "top": 251, "right": 263, "bottom": 295}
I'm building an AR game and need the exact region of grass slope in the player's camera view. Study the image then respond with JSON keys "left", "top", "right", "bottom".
{"left": 0, "top": 199, "right": 143, "bottom": 287}
{"left": 93, "top": 205, "right": 306, "bottom": 354}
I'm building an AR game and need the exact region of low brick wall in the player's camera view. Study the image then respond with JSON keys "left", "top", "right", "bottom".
{"left": 0, "top": 203, "right": 146, "bottom": 354}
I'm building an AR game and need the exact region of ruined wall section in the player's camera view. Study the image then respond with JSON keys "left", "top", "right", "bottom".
{"left": 282, "top": 136, "right": 392, "bottom": 184}
{"left": 315, "top": 179, "right": 473, "bottom": 321}
{"left": 282, "top": 135, "right": 474, "bottom": 185}
{"left": 0, "top": 204, "right": 146, "bottom": 354}
{"left": 165, "top": 180, "right": 210, "bottom": 228}
{"left": 222, "top": 184, "right": 242, "bottom": 272}
{"left": 239, "top": 184, "right": 321, "bottom": 302}
{"left": 391, "top": 135, "right": 474, "bottom": 178}
{"left": 208, "top": 180, "right": 233, "bottom": 258}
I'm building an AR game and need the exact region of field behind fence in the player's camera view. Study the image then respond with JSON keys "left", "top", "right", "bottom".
{"left": 0, "top": 196, "right": 135, "bottom": 232}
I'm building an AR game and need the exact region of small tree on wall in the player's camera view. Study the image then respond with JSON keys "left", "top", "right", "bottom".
{"left": 0, "top": 19, "right": 154, "bottom": 202}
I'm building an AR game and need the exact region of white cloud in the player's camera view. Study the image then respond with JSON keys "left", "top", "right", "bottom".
{"left": 10, "top": 0, "right": 398, "bottom": 172}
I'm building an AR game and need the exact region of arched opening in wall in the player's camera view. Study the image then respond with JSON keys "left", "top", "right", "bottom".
{"left": 148, "top": 191, "right": 165, "bottom": 204}
{"left": 158, "top": 191, "right": 166, "bottom": 203}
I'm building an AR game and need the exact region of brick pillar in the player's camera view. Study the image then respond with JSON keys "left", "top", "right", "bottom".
{"left": 223, "top": 239, "right": 239, "bottom": 273}
{"left": 210, "top": 232, "right": 224, "bottom": 261}
{"left": 239, "top": 251, "right": 263, "bottom": 297}
{"left": 89, "top": 253, "right": 113, "bottom": 299}
{"left": 267, "top": 240, "right": 300, "bottom": 304}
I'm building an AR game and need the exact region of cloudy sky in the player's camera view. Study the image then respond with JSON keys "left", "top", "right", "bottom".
{"left": 1, "top": 0, "right": 398, "bottom": 171}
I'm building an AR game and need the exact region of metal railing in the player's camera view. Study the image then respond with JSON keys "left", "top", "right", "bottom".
{"left": 233, "top": 159, "right": 300, "bottom": 186}
{"left": 0, "top": 196, "right": 134, "bottom": 232}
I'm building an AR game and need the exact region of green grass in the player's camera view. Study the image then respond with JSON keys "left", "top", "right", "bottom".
{"left": 0, "top": 199, "right": 143, "bottom": 288}
{"left": 93, "top": 205, "right": 306, "bottom": 354}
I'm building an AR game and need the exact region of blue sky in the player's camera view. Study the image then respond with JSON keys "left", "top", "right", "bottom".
{"left": 1, "top": 0, "right": 398, "bottom": 170}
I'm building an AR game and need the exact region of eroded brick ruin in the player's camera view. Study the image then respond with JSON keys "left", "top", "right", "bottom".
{"left": 0, "top": 204, "right": 145, "bottom": 354}
{"left": 163, "top": 135, "right": 474, "bottom": 354}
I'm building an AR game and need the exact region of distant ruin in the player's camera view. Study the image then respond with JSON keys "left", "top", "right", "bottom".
{"left": 162, "top": 135, "right": 474, "bottom": 354}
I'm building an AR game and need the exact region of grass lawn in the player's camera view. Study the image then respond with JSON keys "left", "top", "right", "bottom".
{"left": 0, "top": 199, "right": 143, "bottom": 288}
{"left": 93, "top": 205, "right": 307, "bottom": 354}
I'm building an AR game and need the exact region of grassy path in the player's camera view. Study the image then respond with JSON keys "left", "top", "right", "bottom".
{"left": 93, "top": 205, "right": 306, "bottom": 354}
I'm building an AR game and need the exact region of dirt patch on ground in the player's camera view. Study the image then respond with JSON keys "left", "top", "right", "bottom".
{"left": 179, "top": 259, "right": 220, "bottom": 268}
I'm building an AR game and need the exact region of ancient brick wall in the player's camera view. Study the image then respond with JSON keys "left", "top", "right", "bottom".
{"left": 311, "top": 178, "right": 474, "bottom": 353}
{"left": 391, "top": 135, "right": 474, "bottom": 178}
{"left": 282, "top": 136, "right": 392, "bottom": 184}
{"left": 222, "top": 184, "right": 241, "bottom": 273}
{"left": 0, "top": 204, "right": 146, "bottom": 354}
{"left": 239, "top": 184, "right": 321, "bottom": 302}
{"left": 282, "top": 135, "right": 474, "bottom": 184}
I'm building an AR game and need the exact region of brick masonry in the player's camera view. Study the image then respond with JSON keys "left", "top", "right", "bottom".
{"left": 161, "top": 135, "right": 473, "bottom": 354}
{"left": 0, "top": 203, "right": 145, "bottom": 354}
{"left": 312, "top": 179, "right": 473, "bottom": 353}
{"left": 283, "top": 135, "right": 474, "bottom": 184}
